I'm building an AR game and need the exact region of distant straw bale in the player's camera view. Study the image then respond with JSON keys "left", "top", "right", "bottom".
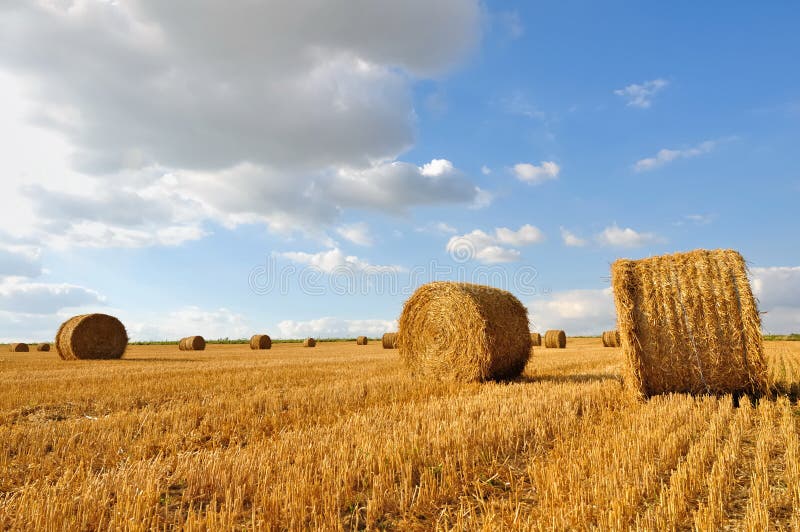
{"left": 611, "top": 248, "right": 769, "bottom": 398}
{"left": 36, "top": 343, "right": 50, "bottom": 352}
{"left": 544, "top": 330, "right": 566, "bottom": 349}
{"left": 397, "top": 282, "right": 531, "bottom": 382}
{"left": 179, "top": 336, "right": 206, "bottom": 351}
{"left": 303, "top": 338, "right": 316, "bottom": 347}
{"left": 56, "top": 314, "right": 128, "bottom": 360}
{"left": 250, "top": 334, "right": 272, "bottom": 350}
{"left": 9, "top": 343, "right": 29, "bottom": 352}
{"left": 356, "top": 336, "right": 368, "bottom": 345}
{"left": 382, "top": 333, "right": 398, "bottom": 349}
{"left": 602, "top": 330, "right": 620, "bottom": 348}
{"left": 530, "top": 332, "right": 542, "bottom": 347}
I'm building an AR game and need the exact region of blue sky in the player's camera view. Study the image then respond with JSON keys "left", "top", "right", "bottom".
{"left": 0, "top": 1, "right": 798, "bottom": 341}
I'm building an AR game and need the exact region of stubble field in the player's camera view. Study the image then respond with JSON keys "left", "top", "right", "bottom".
{"left": 1, "top": 339, "right": 799, "bottom": 530}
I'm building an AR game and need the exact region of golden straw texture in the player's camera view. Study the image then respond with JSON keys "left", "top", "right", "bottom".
{"left": 602, "top": 330, "right": 620, "bottom": 348}
{"left": 381, "top": 333, "right": 398, "bottom": 349}
{"left": 544, "top": 330, "right": 567, "bottom": 349}
{"left": 356, "top": 336, "right": 368, "bottom": 345}
{"left": 397, "top": 282, "right": 531, "bottom": 382}
{"left": 530, "top": 332, "right": 542, "bottom": 347}
{"left": 179, "top": 336, "right": 206, "bottom": 351}
{"left": 611, "top": 249, "right": 769, "bottom": 398}
{"left": 56, "top": 314, "right": 128, "bottom": 360}
{"left": 250, "top": 334, "right": 272, "bottom": 350}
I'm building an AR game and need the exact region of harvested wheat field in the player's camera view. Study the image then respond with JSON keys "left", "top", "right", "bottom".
{"left": 2, "top": 339, "right": 800, "bottom": 530}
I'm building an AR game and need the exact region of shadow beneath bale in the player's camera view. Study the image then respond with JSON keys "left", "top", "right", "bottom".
{"left": 764, "top": 383, "right": 800, "bottom": 405}
{"left": 517, "top": 372, "right": 622, "bottom": 385}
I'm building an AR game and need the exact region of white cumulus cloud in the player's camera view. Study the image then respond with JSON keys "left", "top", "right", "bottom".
{"left": 0, "top": 1, "right": 483, "bottom": 248}
{"left": 276, "top": 317, "right": 397, "bottom": 339}
{"left": 634, "top": 140, "right": 719, "bottom": 172}
{"left": 125, "top": 306, "right": 251, "bottom": 342}
{"left": 528, "top": 287, "right": 616, "bottom": 335}
{"left": 595, "top": 224, "right": 662, "bottom": 248}
{"left": 614, "top": 78, "right": 668, "bottom": 108}
{"left": 336, "top": 222, "right": 373, "bottom": 247}
{"left": 560, "top": 227, "right": 587, "bottom": 247}
{"left": 752, "top": 266, "right": 800, "bottom": 333}
{"left": 276, "top": 248, "right": 402, "bottom": 274}
{"left": 512, "top": 161, "right": 560, "bottom": 185}
{"left": 446, "top": 224, "right": 544, "bottom": 264}
{"left": 0, "top": 278, "right": 105, "bottom": 315}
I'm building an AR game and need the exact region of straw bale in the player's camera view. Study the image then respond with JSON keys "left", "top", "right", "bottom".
{"left": 397, "top": 282, "right": 531, "bottom": 382}
{"left": 611, "top": 248, "right": 769, "bottom": 397}
{"left": 544, "top": 330, "right": 566, "bottom": 349}
{"left": 56, "top": 314, "right": 128, "bottom": 360}
{"left": 250, "top": 334, "right": 272, "bottom": 350}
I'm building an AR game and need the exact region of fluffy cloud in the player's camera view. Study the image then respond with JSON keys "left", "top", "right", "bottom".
{"left": 752, "top": 266, "right": 800, "bottom": 333}
{"left": 528, "top": 287, "right": 616, "bottom": 335}
{"left": 512, "top": 161, "right": 560, "bottom": 184}
{"left": 125, "top": 306, "right": 251, "bottom": 341}
{"left": 560, "top": 227, "right": 587, "bottom": 247}
{"left": 0, "top": 278, "right": 105, "bottom": 315}
{"left": 276, "top": 317, "right": 397, "bottom": 339}
{"left": 0, "top": 1, "right": 483, "bottom": 247}
{"left": 276, "top": 248, "right": 402, "bottom": 274}
{"left": 595, "top": 224, "right": 661, "bottom": 248}
{"left": 446, "top": 224, "right": 544, "bottom": 263}
{"left": 336, "top": 222, "right": 373, "bottom": 247}
{"left": 614, "top": 78, "right": 668, "bottom": 108}
{"left": 634, "top": 140, "right": 718, "bottom": 172}
{"left": 328, "top": 159, "right": 481, "bottom": 214}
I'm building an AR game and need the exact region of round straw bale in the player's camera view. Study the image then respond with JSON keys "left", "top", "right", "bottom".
{"left": 530, "top": 332, "right": 542, "bottom": 347}
{"left": 356, "top": 336, "right": 368, "bottom": 345}
{"left": 611, "top": 248, "right": 769, "bottom": 398}
{"left": 303, "top": 337, "right": 316, "bottom": 347}
{"left": 397, "top": 281, "right": 531, "bottom": 382}
{"left": 603, "top": 330, "right": 621, "bottom": 347}
{"left": 544, "top": 330, "right": 567, "bottom": 349}
{"left": 250, "top": 334, "right": 272, "bottom": 350}
{"left": 180, "top": 336, "right": 206, "bottom": 351}
{"left": 36, "top": 343, "right": 50, "bottom": 352}
{"left": 55, "top": 314, "right": 128, "bottom": 360}
{"left": 9, "top": 343, "right": 29, "bottom": 352}
{"left": 382, "top": 332, "right": 398, "bottom": 349}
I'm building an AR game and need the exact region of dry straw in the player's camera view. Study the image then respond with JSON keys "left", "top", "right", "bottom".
{"left": 9, "top": 343, "right": 29, "bottom": 352}
{"left": 601, "top": 330, "right": 620, "bottom": 348}
{"left": 356, "top": 336, "right": 368, "bottom": 345}
{"left": 179, "top": 336, "right": 206, "bottom": 351}
{"left": 544, "top": 330, "right": 567, "bottom": 349}
{"left": 303, "top": 338, "right": 316, "bottom": 347}
{"left": 250, "top": 334, "right": 272, "bottom": 350}
{"left": 36, "top": 343, "right": 50, "bottom": 352}
{"left": 382, "top": 332, "right": 398, "bottom": 349}
{"left": 397, "top": 281, "right": 531, "bottom": 382}
{"left": 530, "top": 332, "right": 542, "bottom": 347}
{"left": 611, "top": 248, "right": 769, "bottom": 398}
{"left": 56, "top": 314, "right": 128, "bottom": 360}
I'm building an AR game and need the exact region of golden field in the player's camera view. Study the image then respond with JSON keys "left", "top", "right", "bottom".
{"left": 1, "top": 338, "right": 799, "bottom": 530}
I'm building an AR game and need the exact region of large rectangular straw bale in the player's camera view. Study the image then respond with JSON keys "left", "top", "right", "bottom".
{"left": 611, "top": 249, "right": 768, "bottom": 398}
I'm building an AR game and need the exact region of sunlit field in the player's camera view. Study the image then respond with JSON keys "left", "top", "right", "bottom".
{"left": 2, "top": 339, "right": 799, "bottom": 530}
